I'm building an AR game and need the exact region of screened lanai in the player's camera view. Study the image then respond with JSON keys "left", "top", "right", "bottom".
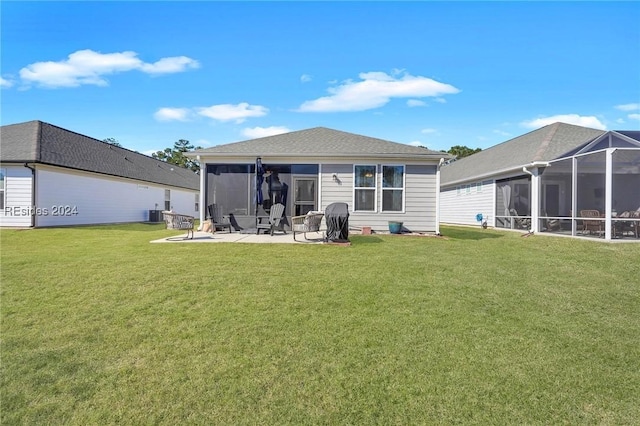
{"left": 494, "top": 131, "right": 640, "bottom": 241}
{"left": 495, "top": 132, "right": 640, "bottom": 242}
{"left": 439, "top": 124, "right": 640, "bottom": 240}
{"left": 538, "top": 146, "right": 640, "bottom": 240}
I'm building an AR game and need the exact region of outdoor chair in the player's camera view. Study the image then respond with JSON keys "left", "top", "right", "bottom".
{"left": 622, "top": 210, "right": 640, "bottom": 238}
{"left": 207, "top": 204, "right": 232, "bottom": 233}
{"left": 291, "top": 211, "right": 324, "bottom": 241}
{"left": 509, "top": 208, "right": 531, "bottom": 230}
{"left": 162, "top": 211, "right": 195, "bottom": 239}
{"left": 542, "top": 210, "right": 561, "bottom": 232}
{"left": 256, "top": 203, "right": 286, "bottom": 235}
{"left": 580, "top": 209, "right": 603, "bottom": 235}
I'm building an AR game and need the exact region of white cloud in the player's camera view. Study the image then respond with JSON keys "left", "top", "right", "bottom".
{"left": 522, "top": 114, "right": 607, "bottom": 130}
{"left": 407, "top": 99, "right": 426, "bottom": 107}
{"left": 421, "top": 128, "right": 437, "bottom": 134}
{"left": 19, "top": 49, "right": 199, "bottom": 88}
{"left": 242, "top": 126, "right": 291, "bottom": 139}
{"left": 296, "top": 70, "right": 460, "bottom": 112}
{"left": 408, "top": 140, "right": 424, "bottom": 147}
{"left": 0, "top": 77, "right": 13, "bottom": 88}
{"left": 493, "top": 129, "right": 511, "bottom": 137}
{"left": 616, "top": 118, "right": 625, "bottom": 124}
{"left": 300, "top": 74, "right": 312, "bottom": 83}
{"left": 140, "top": 56, "right": 199, "bottom": 74}
{"left": 629, "top": 113, "right": 640, "bottom": 121}
{"left": 154, "top": 107, "right": 191, "bottom": 122}
{"left": 433, "top": 98, "right": 447, "bottom": 104}
{"left": 615, "top": 103, "right": 640, "bottom": 111}
{"left": 197, "top": 102, "right": 268, "bottom": 123}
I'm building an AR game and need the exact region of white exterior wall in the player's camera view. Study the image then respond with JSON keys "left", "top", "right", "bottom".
{"left": 22, "top": 165, "right": 196, "bottom": 227}
{"left": 320, "top": 163, "right": 438, "bottom": 232}
{"left": 440, "top": 180, "right": 495, "bottom": 227}
{"left": 0, "top": 165, "right": 34, "bottom": 227}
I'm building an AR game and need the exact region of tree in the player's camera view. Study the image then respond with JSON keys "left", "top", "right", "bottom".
{"left": 152, "top": 139, "right": 202, "bottom": 173}
{"left": 103, "top": 138, "right": 122, "bottom": 147}
{"left": 443, "top": 145, "right": 482, "bottom": 159}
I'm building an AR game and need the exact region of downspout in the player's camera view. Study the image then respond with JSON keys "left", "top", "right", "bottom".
{"left": 435, "top": 158, "right": 445, "bottom": 235}
{"left": 522, "top": 166, "right": 537, "bottom": 233}
{"left": 24, "top": 163, "right": 36, "bottom": 227}
{"left": 197, "top": 155, "right": 206, "bottom": 229}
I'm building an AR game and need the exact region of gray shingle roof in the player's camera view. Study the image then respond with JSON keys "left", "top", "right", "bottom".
{"left": 192, "top": 127, "right": 449, "bottom": 159}
{"left": 1, "top": 121, "right": 199, "bottom": 191}
{"left": 440, "top": 122, "right": 606, "bottom": 186}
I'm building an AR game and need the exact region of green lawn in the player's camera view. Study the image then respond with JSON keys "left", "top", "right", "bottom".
{"left": 1, "top": 224, "right": 639, "bottom": 425}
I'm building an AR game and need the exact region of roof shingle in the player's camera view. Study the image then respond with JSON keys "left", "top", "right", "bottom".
{"left": 1, "top": 121, "right": 199, "bottom": 190}
{"left": 440, "top": 122, "right": 605, "bottom": 185}
{"left": 193, "top": 127, "right": 449, "bottom": 159}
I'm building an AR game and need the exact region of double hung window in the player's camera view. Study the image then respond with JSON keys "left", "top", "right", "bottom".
{"left": 354, "top": 165, "right": 376, "bottom": 211}
{"left": 164, "top": 189, "right": 171, "bottom": 211}
{"left": 382, "top": 165, "right": 404, "bottom": 212}
{"left": 0, "top": 169, "right": 5, "bottom": 210}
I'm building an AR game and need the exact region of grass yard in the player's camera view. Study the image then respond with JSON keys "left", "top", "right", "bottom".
{"left": 1, "top": 224, "right": 639, "bottom": 424}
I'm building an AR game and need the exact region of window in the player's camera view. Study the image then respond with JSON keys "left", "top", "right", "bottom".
{"left": 0, "top": 169, "right": 5, "bottom": 210}
{"left": 164, "top": 189, "right": 171, "bottom": 211}
{"left": 354, "top": 165, "right": 376, "bottom": 211}
{"left": 382, "top": 165, "right": 404, "bottom": 212}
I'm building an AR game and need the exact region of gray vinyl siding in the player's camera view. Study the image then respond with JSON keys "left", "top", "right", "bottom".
{"left": 440, "top": 180, "right": 495, "bottom": 227}
{"left": 320, "top": 163, "right": 437, "bottom": 232}
{"left": 319, "top": 164, "right": 353, "bottom": 208}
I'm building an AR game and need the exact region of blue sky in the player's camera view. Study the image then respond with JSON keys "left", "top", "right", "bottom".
{"left": 2, "top": 1, "right": 639, "bottom": 156}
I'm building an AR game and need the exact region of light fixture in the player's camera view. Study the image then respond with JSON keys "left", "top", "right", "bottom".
{"left": 332, "top": 173, "right": 339, "bottom": 182}
{"left": 364, "top": 171, "right": 374, "bottom": 178}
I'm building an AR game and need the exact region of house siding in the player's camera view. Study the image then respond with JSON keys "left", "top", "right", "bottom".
{"left": 198, "top": 156, "right": 442, "bottom": 233}
{"left": 319, "top": 164, "right": 353, "bottom": 208}
{"left": 440, "top": 180, "right": 495, "bottom": 227}
{"left": 320, "top": 163, "right": 437, "bottom": 232}
{"left": 33, "top": 165, "right": 197, "bottom": 227}
{"left": 0, "top": 165, "right": 34, "bottom": 227}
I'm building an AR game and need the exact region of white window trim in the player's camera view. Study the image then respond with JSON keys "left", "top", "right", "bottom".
{"left": 164, "top": 189, "right": 171, "bottom": 211}
{"left": 353, "top": 164, "right": 377, "bottom": 212}
{"left": 381, "top": 164, "right": 405, "bottom": 213}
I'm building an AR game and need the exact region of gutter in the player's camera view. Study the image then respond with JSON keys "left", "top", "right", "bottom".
{"left": 186, "top": 152, "right": 450, "bottom": 161}
{"left": 442, "top": 161, "right": 550, "bottom": 187}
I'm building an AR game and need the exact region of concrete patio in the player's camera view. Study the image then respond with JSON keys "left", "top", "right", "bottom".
{"left": 151, "top": 230, "right": 327, "bottom": 244}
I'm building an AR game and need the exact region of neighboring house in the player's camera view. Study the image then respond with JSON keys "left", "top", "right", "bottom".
{"left": 0, "top": 121, "right": 199, "bottom": 228}
{"left": 189, "top": 127, "right": 451, "bottom": 233}
{"left": 439, "top": 122, "right": 640, "bottom": 241}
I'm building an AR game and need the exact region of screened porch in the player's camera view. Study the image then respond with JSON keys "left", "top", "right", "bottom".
{"left": 494, "top": 136, "right": 640, "bottom": 240}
